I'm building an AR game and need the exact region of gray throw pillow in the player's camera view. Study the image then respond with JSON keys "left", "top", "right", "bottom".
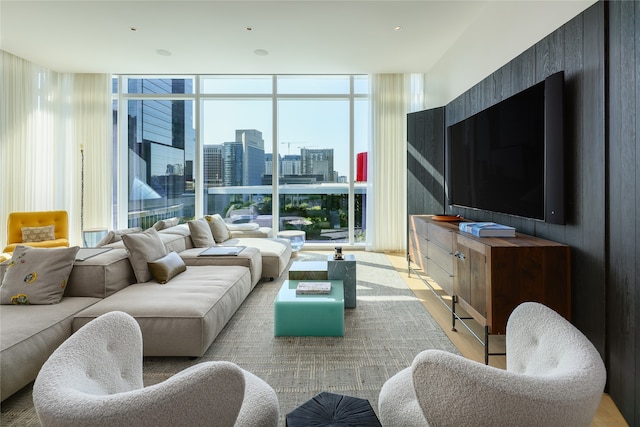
{"left": 96, "top": 227, "right": 142, "bottom": 247}
{"left": 122, "top": 228, "right": 168, "bottom": 283}
{"left": 152, "top": 217, "right": 180, "bottom": 231}
{"left": 0, "top": 245, "right": 80, "bottom": 304}
{"left": 204, "top": 214, "right": 231, "bottom": 243}
{"left": 188, "top": 218, "right": 216, "bottom": 247}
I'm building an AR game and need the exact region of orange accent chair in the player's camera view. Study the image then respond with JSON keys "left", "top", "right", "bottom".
{"left": 3, "top": 211, "right": 70, "bottom": 253}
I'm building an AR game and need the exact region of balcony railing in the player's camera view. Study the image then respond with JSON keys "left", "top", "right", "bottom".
{"left": 206, "top": 183, "right": 367, "bottom": 244}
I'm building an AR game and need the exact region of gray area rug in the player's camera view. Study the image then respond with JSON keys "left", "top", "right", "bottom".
{"left": 1, "top": 251, "right": 458, "bottom": 426}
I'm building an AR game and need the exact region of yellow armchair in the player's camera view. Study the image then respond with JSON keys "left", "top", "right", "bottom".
{"left": 3, "top": 211, "right": 70, "bottom": 253}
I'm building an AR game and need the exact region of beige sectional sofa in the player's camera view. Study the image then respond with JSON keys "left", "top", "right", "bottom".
{"left": 0, "top": 221, "right": 291, "bottom": 401}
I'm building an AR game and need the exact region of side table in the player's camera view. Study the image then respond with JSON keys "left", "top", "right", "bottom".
{"left": 277, "top": 230, "right": 306, "bottom": 255}
{"left": 274, "top": 280, "right": 344, "bottom": 337}
{"left": 327, "top": 254, "right": 356, "bottom": 308}
{"left": 82, "top": 228, "right": 108, "bottom": 248}
{"left": 286, "top": 391, "right": 381, "bottom": 426}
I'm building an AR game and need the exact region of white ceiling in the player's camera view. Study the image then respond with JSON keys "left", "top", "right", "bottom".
{"left": 1, "top": 1, "right": 595, "bottom": 100}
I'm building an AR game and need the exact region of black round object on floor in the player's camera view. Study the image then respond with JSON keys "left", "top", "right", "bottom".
{"left": 286, "top": 391, "right": 382, "bottom": 427}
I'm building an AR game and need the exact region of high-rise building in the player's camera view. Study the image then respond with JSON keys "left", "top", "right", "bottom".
{"left": 203, "top": 145, "right": 223, "bottom": 187}
{"left": 281, "top": 154, "right": 301, "bottom": 176}
{"left": 126, "top": 78, "right": 195, "bottom": 226}
{"left": 223, "top": 141, "right": 243, "bottom": 186}
{"left": 223, "top": 129, "right": 265, "bottom": 186}
{"left": 301, "top": 148, "right": 334, "bottom": 182}
{"left": 237, "top": 129, "right": 266, "bottom": 186}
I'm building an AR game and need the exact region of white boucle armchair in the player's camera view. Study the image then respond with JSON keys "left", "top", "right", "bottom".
{"left": 378, "top": 302, "right": 606, "bottom": 427}
{"left": 33, "top": 311, "right": 279, "bottom": 427}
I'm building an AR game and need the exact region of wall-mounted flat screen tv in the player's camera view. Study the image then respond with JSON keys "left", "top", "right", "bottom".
{"left": 446, "top": 71, "right": 564, "bottom": 224}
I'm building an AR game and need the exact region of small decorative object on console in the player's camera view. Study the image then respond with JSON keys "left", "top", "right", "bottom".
{"left": 334, "top": 246, "right": 344, "bottom": 260}
{"left": 432, "top": 215, "right": 463, "bottom": 222}
{"left": 459, "top": 222, "right": 516, "bottom": 237}
{"left": 296, "top": 281, "right": 332, "bottom": 295}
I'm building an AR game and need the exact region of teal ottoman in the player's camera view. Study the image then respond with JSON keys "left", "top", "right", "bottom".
{"left": 274, "top": 280, "right": 344, "bottom": 337}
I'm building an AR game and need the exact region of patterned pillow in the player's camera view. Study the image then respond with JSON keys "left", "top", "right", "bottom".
{"left": 121, "top": 228, "right": 168, "bottom": 283}
{"left": 21, "top": 225, "right": 55, "bottom": 243}
{"left": 0, "top": 245, "right": 80, "bottom": 304}
{"left": 204, "top": 214, "right": 231, "bottom": 243}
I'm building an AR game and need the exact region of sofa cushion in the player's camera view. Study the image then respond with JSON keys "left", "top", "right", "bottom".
{"left": 96, "top": 227, "right": 142, "bottom": 247}
{"left": 122, "top": 228, "right": 168, "bottom": 283}
{"left": 148, "top": 251, "right": 186, "bottom": 284}
{"left": 0, "top": 245, "right": 80, "bottom": 305}
{"left": 66, "top": 248, "right": 134, "bottom": 298}
{"left": 21, "top": 225, "right": 55, "bottom": 243}
{"left": 221, "top": 238, "right": 291, "bottom": 279}
{"left": 204, "top": 214, "right": 231, "bottom": 243}
{"left": 179, "top": 246, "right": 262, "bottom": 287}
{"left": 72, "top": 265, "right": 252, "bottom": 357}
{"left": 188, "top": 218, "right": 216, "bottom": 247}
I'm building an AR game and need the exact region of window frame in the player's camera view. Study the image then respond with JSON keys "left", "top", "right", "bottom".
{"left": 115, "top": 74, "right": 368, "bottom": 247}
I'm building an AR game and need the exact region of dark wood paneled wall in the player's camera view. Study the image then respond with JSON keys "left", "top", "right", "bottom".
{"left": 409, "top": 1, "right": 640, "bottom": 423}
{"left": 407, "top": 108, "right": 445, "bottom": 216}
{"left": 607, "top": 0, "right": 639, "bottom": 421}
{"left": 409, "top": 2, "right": 638, "bottom": 421}
{"left": 445, "top": 3, "right": 607, "bottom": 359}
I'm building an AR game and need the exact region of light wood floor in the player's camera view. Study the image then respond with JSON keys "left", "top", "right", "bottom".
{"left": 383, "top": 251, "right": 629, "bottom": 427}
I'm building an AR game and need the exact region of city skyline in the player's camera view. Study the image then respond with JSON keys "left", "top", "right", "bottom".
{"left": 202, "top": 98, "right": 368, "bottom": 182}
{"left": 203, "top": 130, "right": 339, "bottom": 187}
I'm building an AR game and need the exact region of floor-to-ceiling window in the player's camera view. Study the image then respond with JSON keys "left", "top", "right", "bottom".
{"left": 200, "top": 76, "right": 274, "bottom": 233}
{"left": 116, "top": 75, "right": 368, "bottom": 247}
{"left": 116, "top": 77, "right": 196, "bottom": 230}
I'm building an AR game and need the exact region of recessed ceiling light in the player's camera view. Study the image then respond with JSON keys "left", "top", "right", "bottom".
{"left": 246, "top": 26, "right": 253, "bottom": 31}
{"left": 130, "top": 27, "right": 137, "bottom": 32}
{"left": 394, "top": 26, "right": 403, "bottom": 31}
{"left": 156, "top": 49, "right": 172, "bottom": 57}
{"left": 254, "top": 49, "right": 268, "bottom": 56}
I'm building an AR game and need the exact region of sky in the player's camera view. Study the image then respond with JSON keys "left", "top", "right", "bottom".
{"left": 199, "top": 76, "right": 369, "bottom": 180}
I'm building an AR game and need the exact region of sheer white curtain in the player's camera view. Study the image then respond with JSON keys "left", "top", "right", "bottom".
{"left": 72, "top": 74, "right": 113, "bottom": 241}
{"left": 0, "top": 51, "right": 111, "bottom": 248}
{"left": 366, "top": 73, "right": 426, "bottom": 252}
